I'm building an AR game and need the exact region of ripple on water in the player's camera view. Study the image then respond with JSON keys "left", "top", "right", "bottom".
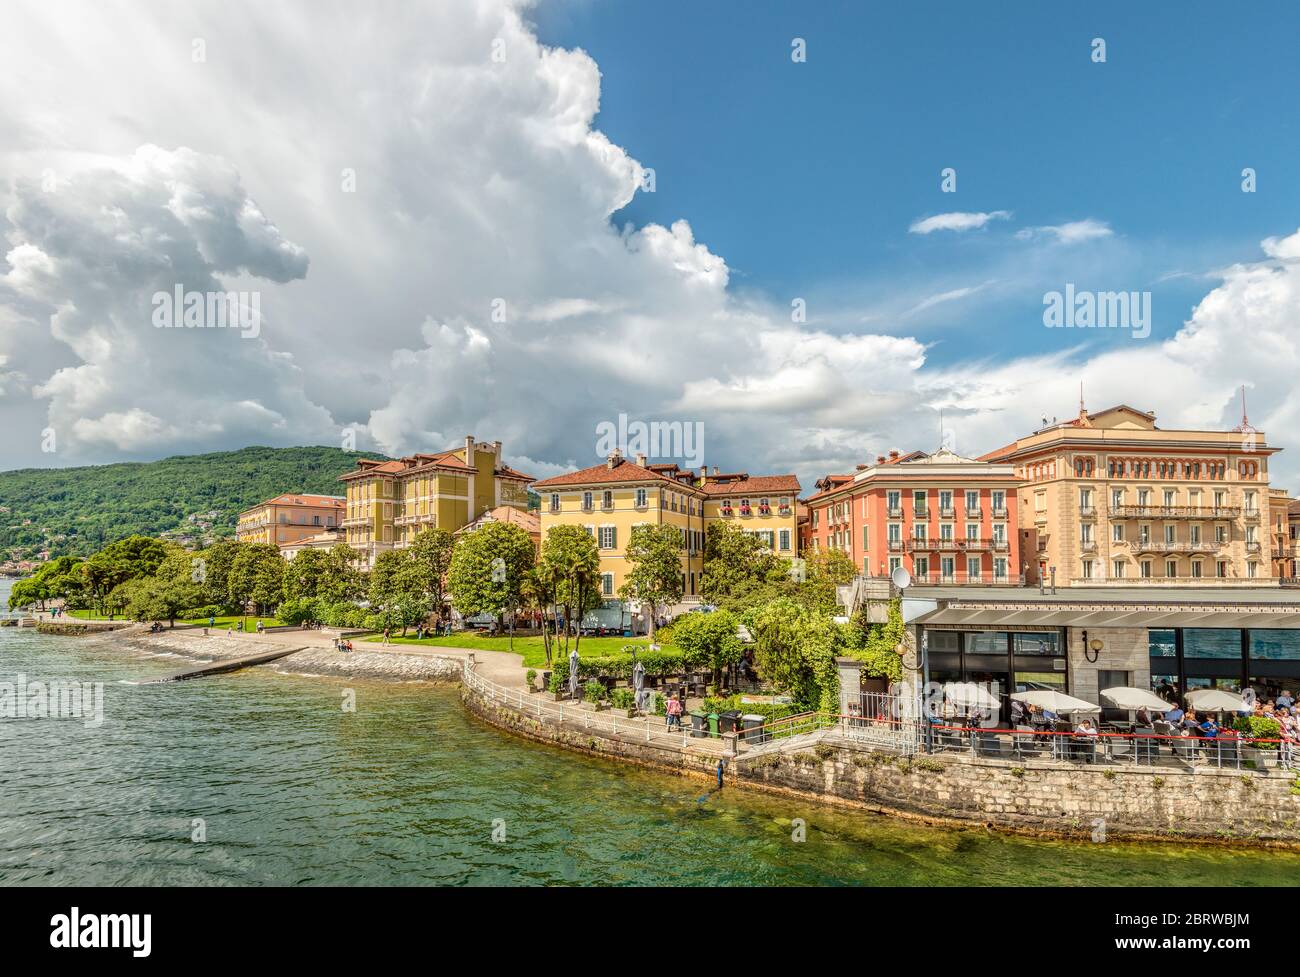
{"left": 2, "top": 625, "right": 1299, "bottom": 886}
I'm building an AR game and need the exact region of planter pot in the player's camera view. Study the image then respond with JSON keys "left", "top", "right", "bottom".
{"left": 613, "top": 707, "right": 636, "bottom": 718}
{"left": 553, "top": 691, "right": 568, "bottom": 702}
{"left": 581, "top": 700, "right": 607, "bottom": 712}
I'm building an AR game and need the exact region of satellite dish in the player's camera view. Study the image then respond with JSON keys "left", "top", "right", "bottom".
{"left": 891, "top": 566, "right": 912, "bottom": 590}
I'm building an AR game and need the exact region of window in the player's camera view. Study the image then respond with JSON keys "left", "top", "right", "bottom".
{"left": 602, "top": 490, "right": 613, "bottom": 509}
{"left": 582, "top": 491, "right": 593, "bottom": 510}
{"left": 1250, "top": 630, "right": 1300, "bottom": 660}
{"left": 635, "top": 488, "right": 647, "bottom": 508}
{"left": 913, "top": 490, "right": 928, "bottom": 514}
{"left": 1164, "top": 489, "right": 1176, "bottom": 507}
{"left": 601, "top": 573, "right": 614, "bottom": 597}
{"left": 915, "top": 556, "right": 929, "bottom": 577}
{"left": 887, "top": 490, "right": 901, "bottom": 512}
{"left": 1112, "top": 524, "right": 1124, "bottom": 542}
{"left": 965, "top": 490, "right": 979, "bottom": 511}
{"left": 992, "top": 490, "right": 1006, "bottom": 512}
{"left": 888, "top": 556, "right": 901, "bottom": 573}
{"left": 1079, "top": 488, "right": 1092, "bottom": 509}
{"left": 598, "top": 526, "right": 617, "bottom": 549}
{"left": 966, "top": 523, "right": 979, "bottom": 541}
{"left": 1166, "top": 560, "right": 1177, "bottom": 577}
{"left": 1190, "top": 524, "right": 1200, "bottom": 544}
{"left": 967, "top": 631, "right": 1008, "bottom": 654}
{"left": 939, "top": 490, "right": 953, "bottom": 512}
{"left": 1164, "top": 525, "right": 1176, "bottom": 544}
{"left": 1140, "top": 560, "right": 1152, "bottom": 578}
{"left": 1014, "top": 632, "right": 1060, "bottom": 656}
{"left": 1082, "top": 560, "right": 1094, "bottom": 579}
{"left": 861, "top": 525, "right": 869, "bottom": 549}
{"left": 1184, "top": 629, "right": 1242, "bottom": 659}
{"left": 1112, "top": 560, "right": 1125, "bottom": 578}
{"left": 1080, "top": 523, "right": 1093, "bottom": 542}
{"left": 940, "top": 523, "right": 954, "bottom": 542}
{"left": 992, "top": 523, "right": 1006, "bottom": 543}
{"left": 549, "top": 493, "right": 560, "bottom": 512}
{"left": 967, "top": 556, "right": 981, "bottom": 580}
{"left": 993, "top": 557, "right": 1008, "bottom": 579}
{"left": 914, "top": 524, "right": 928, "bottom": 542}
{"left": 1111, "top": 488, "right": 1124, "bottom": 507}
{"left": 779, "top": 529, "right": 792, "bottom": 551}
{"left": 888, "top": 523, "right": 901, "bottom": 543}
{"left": 1191, "top": 560, "right": 1203, "bottom": 578}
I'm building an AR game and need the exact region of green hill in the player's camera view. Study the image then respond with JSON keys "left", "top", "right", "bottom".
{"left": 0, "top": 446, "right": 381, "bottom": 559}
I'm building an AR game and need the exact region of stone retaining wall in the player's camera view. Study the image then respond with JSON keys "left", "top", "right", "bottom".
{"left": 463, "top": 683, "right": 1300, "bottom": 845}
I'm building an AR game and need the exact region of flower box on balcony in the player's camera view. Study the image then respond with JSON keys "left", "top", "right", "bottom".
{"left": 721, "top": 507, "right": 734, "bottom": 516}
{"left": 740, "top": 506, "right": 752, "bottom": 515}
{"left": 759, "top": 506, "right": 771, "bottom": 514}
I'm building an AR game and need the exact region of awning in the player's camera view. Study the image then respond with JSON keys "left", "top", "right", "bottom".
{"left": 911, "top": 605, "right": 1300, "bottom": 629}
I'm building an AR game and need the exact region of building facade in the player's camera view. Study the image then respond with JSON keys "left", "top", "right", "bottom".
{"left": 532, "top": 452, "right": 800, "bottom": 608}
{"left": 980, "top": 404, "right": 1279, "bottom": 587}
{"left": 236, "top": 494, "right": 346, "bottom": 548}
{"left": 339, "top": 437, "right": 532, "bottom": 567}
{"left": 803, "top": 448, "right": 1023, "bottom": 585}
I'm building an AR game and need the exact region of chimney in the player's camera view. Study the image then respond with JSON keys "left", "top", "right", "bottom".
{"left": 493, "top": 440, "right": 502, "bottom": 464}
{"left": 635, "top": 453, "right": 647, "bottom": 467}
{"left": 856, "top": 464, "right": 868, "bottom": 471}
{"left": 712, "top": 466, "right": 719, "bottom": 475}
{"left": 607, "top": 449, "right": 623, "bottom": 469}
{"left": 464, "top": 435, "right": 474, "bottom": 462}
{"left": 876, "top": 455, "right": 886, "bottom": 465}
{"left": 888, "top": 450, "right": 900, "bottom": 460}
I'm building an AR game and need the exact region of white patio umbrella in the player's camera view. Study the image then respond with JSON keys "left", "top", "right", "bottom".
{"left": 1011, "top": 690, "right": 1100, "bottom": 714}
{"left": 942, "top": 681, "right": 1001, "bottom": 710}
{"left": 1185, "top": 688, "right": 1246, "bottom": 712}
{"left": 1100, "top": 687, "right": 1173, "bottom": 711}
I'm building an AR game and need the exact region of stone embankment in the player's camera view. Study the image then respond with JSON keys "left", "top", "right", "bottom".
{"left": 462, "top": 681, "right": 1300, "bottom": 846}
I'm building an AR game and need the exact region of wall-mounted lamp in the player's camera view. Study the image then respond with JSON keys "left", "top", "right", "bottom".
{"left": 1082, "top": 629, "right": 1103, "bottom": 663}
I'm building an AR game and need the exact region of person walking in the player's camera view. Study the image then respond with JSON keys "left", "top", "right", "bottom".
{"left": 382, "top": 627, "right": 391, "bottom": 646}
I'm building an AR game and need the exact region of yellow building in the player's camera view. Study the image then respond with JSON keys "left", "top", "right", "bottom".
{"left": 339, "top": 436, "right": 533, "bottom": 567}
{"left": 532, "top": 451, "right": 800, "bottom": 610}
{"left": 980, "top": 403, "right": 1279, "bottom": 586}
{"left": 236, "top": 493, "right": 346, "bottom": 548}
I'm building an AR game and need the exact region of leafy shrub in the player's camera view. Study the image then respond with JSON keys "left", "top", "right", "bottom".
{"left": 702, "top": 694, "right": 799, "bottom": 722}
{"left": 583, "top": 679, "right": 605, "bottom": 704}
{"left": 526, "top": 669, "right": 538, "bottom": 689}
{"left": 548, "top": 670, "right": 567, "bottom": 694}
{"left": 576, "top": 647, "right": 686, "bottom": 680}
{"left": 610, "top": 688, "right": 635, "bottom": 710}
{"left": 1232, "top": 715, "right": 1282, "bottom": 742}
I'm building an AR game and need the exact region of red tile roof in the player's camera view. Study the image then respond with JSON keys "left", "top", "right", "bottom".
{"left": 700, "top": 475, "right": 801, "bottom": 495}
{"left": 532, "top": 457, "right": 683, "bottom": 489}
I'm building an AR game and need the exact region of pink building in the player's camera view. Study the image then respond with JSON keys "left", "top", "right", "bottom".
{"left": 803, "top": 448, "right": 1023, "bottom": 585}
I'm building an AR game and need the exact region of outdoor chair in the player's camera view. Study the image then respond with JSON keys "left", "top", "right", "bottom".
{"left": 1134, "top": 727, "right": 1158, "bottom": 765}
{"left": 976, "top": 731, "right": 1009, "bottom": 759}
{"left": 1108, "top": 735, "right": 1132, "bottom": 762}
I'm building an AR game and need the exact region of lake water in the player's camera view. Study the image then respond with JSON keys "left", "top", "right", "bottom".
{"left": 2, "top": 581, "right": 1298, "bottom": 885}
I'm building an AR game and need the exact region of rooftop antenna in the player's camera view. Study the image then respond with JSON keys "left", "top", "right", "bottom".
{"left": 1232, "top": 385, "right": 1256, "bottom": 434}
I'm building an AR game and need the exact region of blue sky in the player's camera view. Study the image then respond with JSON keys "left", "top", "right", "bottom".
{"left": 3, "top": 0, "right": 1299, "bottom": 486}
{"left": 533, "top": 0, "right": 1299, "bottom": 364}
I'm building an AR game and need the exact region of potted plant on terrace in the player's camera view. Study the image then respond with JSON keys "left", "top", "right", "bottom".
{"left": 526, "top": 669, "right": 538, "bottom": 693}
{"left": 582, "top": 679, "right": 607, "bottom": 711}
{"left": 548, "top": 670, "right": 568, "bottom": 701}
{"left": 610, "top": 687, "right": 636, "bottom": 718}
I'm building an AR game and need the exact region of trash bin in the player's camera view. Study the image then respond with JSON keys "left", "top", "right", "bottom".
{"left": 689, "top": 712, "right": 708, "bottom": 738}
{"left": 718, "top": 710, "right": 742, "bottom": 734}
{"left": 707, "top": 712, "right": 720, "bottom": 737}
{"left": 741, "top": 714, "right": 765, "bottom": 743}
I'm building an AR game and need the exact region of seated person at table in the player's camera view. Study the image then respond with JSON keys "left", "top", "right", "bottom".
{"left": 1074, "top": 718, "right": 1098, "bottom": 736}
{"left": 1136, "top": 707, "right": 1153, "bottom": 727}
{"left": 1164, "top": 704, "right": 1184, "bottom": 724}
{"left": 1010, "top": 699, "right": 1026, "bottom": 725}
{"left": 1278, "top": 690, "right": 1295, "bottom": 711}
{"left": 1180, "top": 709, "right": 1202, "bottom": 731}
{"left": 1197, "top": 715, "right": 1220, "bottom": 738}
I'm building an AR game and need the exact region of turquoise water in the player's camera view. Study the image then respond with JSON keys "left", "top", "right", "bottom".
{"left": 2, "top": 595, "right": 1299, "bottom": 884}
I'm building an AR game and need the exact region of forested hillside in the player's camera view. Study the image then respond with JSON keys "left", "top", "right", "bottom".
{"left": 0, "top": 446, "right": 379, "bottom": 559}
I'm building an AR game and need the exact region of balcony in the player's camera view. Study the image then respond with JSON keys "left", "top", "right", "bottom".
{"left": 905, "top": 571, "right": 1026, "bottom": 587}
{"left": 1246, "top": 541, "right": 1263, "bottom": 554}
{"left": 965, "top": 506, "right": 982, "bottom": 519}
{"left": 913, "top": 506, "right": 930, "bottom": 519}
{"left": 341, "top": 516, "right": 369, "bottom": 528}
{"left": 549, "top": 504, "right": 562, "bottom": 514}
{"left": 991, "top": 507, "right": 1008, "bottom": 519}
{"left": 1127, "top": 540, "right": 1222, "bottom": 554}
{"left": 739, "top": 505, "right": 753, "bottom": 516}
{"left": 1079, "top": 539, "right": 1098, "bottom": 553}
{"left": 721, "top": 506, "right": 734, "bottom": 516}
{"left": 1245, "top": 508, "right": 1262, "bottom": 521}
{"left": 887, "top": 505, "right": 903, "bottom": 518}
{"left": 990, "top": 539, "right": 1010, "bottom": 552}
{"left": 959, "top": 538, "right": 990, "bottom": 551}
{"left": 935, "top": 537, "right": 959, "bottom": 551}
{"left": 938, "top": 506, "right": 955, "bottom": 519}
{"left": 906, "top": 539, "right": 933, "bottom": 553}
{"left": 1078, "top": 506, "right": 1097, "bottom": 519}
{"left": 1111, "top": 505, "right": 1241, "bottom": 520}
{"left": 887, "top": 538, "right": 906, "bottom": 553}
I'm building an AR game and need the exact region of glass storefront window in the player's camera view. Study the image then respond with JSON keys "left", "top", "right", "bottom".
{"left": 1248, "top": 677, "right": 1296, "bottom": 704}
{"left": 1185, "top": 676, "right": 1241, "bottom": 693}
{"left": 1013, "top": 632, "right": 1060, "bottom": 656}
{"left": 927, "top": 631, "right": 959, "bottom": 653}
{"left": 1183, "top": 629, "right": 1242, "bottom": 659}
{"left": 1150, "top": 673, "right": 1180, "bottom": 702}
{"left": 1249, "top": 630, "right": 1300, "bottom": 661}
{"left": 1015, "top": 670, "right": 1064, "bottom": 693}
{"left": 966, "top": 632, "right": 1008, "bottom": 655}
{"left": 1148, "top": 629, "right": 1176, "bottom": 658}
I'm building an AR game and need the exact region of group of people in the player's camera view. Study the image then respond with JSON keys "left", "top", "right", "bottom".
{"left": 332, "top": 637, "right": 355, "bottom": 653}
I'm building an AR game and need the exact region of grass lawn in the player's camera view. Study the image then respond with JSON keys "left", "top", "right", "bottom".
{"left": 366, "top": 633, "right": 673, "bottom": 669}
{"left": 67, "top": 609, "right": 284, "bottom": 630}
{"left": 179, "top": 615, "right": 285, "bottom": 630}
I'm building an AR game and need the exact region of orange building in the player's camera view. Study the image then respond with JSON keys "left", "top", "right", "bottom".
{"left": 803, "top": 448, "right": 1022, "bottom": 585}
{"left": 236, "top": 494, "right": 346, "bottom": 549}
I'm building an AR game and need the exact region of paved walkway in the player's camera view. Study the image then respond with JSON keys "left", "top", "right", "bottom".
{"left": 162, "top": 626, "right": 529, "bottom": 689}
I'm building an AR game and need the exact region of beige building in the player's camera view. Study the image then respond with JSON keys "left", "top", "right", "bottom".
{"left": 339, "top": 437, "right": 533, "bottom": 567}
{"left": 980, "top": 404, "right": 1279, "bottom": 587}
{"left": 454, "top": 505, "right": 542, "bottom": 555}
{"left": 280, "top": 529, "right": 346, "bottom": 560}
{"left": 236, "top": 493, "right": 346, "bottom": 548}
{"left": 532, "top": 451, "right": 799, "bottom": 605}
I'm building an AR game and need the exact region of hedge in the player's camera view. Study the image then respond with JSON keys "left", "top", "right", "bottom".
{"left": 575, "top": 647, "right": 688, "bottom": 679}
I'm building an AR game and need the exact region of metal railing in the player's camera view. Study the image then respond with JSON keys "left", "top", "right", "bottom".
{"left": 924, "top": 722, "right": 1297, "bottom": 771}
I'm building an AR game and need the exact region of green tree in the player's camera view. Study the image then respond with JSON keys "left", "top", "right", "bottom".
{"left": 194, "top": 538, "right": 246, "bottom": 609}
{"left": 537, "top": 525, "right": 601, "bottom": 661}
{"left": 700, "top": 521, "right": 788, "bottom": 611}
{"left": 8, "top": 556, "right": 85, "bottom": 610}
{"left": 368, "top": 550, "right": 433, "bottom": 636}
{"left": 618, "top": 523, "right": 684, "bottom": 640}
{"left": 448, "top": 522, "right": 536, "bottom": 648}
{"left": 843, "top": 597, "right": 905, "bottom": 682}
{"left": 81, "top": 535, "right": 172, "bottom": 614}
{"left": 752, "top": 598, "right": 842, "bottom": 712}
{"left": 144, "top": 550, "right": 206, "bottom": 626}
{"left": 283, "top": 548, "right": 329, "bottom": 603}
{"left": 406, "top": 527, "right": 455, "bottom": 623}
{"left": 227, "top": 544, "right": 286, "bottom": 621}
{"left": 671, "top": 608, "right": 744, "bottom": 689}
{"left": 319, "top": 543, "right": 365, "bottom": 605}
{"left": 796, "top": 548, "right": 857, "bottom": 614}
